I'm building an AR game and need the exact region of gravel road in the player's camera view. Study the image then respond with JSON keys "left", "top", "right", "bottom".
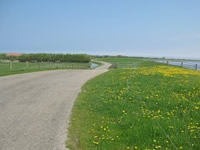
{"left": 0, "top": 62, "right": 111, "bottom": 150}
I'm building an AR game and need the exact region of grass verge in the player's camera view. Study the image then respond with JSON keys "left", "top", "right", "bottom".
{"left": 0, "top": 62, "right": 90, "bottom": 76}
{"left": 67, "top": 58, "right": 200, "bottom": 150}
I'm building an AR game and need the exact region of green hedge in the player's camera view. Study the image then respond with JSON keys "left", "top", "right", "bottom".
{"left": 0, "top": 53, "right": 90, "bottom": 63}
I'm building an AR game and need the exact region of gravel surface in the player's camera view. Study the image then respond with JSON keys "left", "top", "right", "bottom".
{"left": 0, "top": 62, "right": 111, "bottom": 150}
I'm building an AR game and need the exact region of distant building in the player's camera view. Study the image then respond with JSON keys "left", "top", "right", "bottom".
{"left": 6, "top": 53, "right": 22, "bottom": 57}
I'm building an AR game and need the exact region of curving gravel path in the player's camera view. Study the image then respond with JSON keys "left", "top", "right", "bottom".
{"left": 0, "top": 62, "right": 111, "bottom": 150}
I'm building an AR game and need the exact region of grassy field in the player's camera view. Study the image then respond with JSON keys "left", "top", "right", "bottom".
{"left": 67, "top": 58, "right": 200, "bottom": 150}
{"left": 0, "top": 61, "right": 90, "bottom": 76}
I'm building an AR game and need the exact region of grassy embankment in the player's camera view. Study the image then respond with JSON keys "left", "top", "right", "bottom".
{"left": 67, "top": 57, "right": 200, "bottom": 150}
{"left": 0, "top": 62, "right": 91, "bottom": 76}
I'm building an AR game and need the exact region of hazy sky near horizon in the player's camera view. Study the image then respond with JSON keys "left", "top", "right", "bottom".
{"left": 0, "top": 0, "right": 200, "bottom": 58}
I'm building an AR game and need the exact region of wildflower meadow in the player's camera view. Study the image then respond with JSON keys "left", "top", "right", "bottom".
{"left": 67, "top": 58, "right": 200, "bottom": 150}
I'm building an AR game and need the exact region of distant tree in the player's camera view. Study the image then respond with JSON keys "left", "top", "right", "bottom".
{"left": 0, "top": 53, "right": 6, "bottom": 59}
{"left": 17, "top": 53, "right": 90, "bottom": 63}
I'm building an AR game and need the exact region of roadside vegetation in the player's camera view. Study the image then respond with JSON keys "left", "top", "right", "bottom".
{"left": 0, "top": 62, "right": 91, "bottom": 76}
{"left": 0, "top": 53, "right": 90, "bottom": 63}
{"left": 0, "top": 53, "right": 91, "bottom": 76}
{"left": 67, "top": 57, "right": 200, "bottom": 150}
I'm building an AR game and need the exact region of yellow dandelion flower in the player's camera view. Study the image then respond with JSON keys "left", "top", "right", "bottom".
{"left": 134, "top": 146, "right": 138, "bottom": 149}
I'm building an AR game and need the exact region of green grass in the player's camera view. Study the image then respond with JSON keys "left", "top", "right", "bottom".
{"left": 97, "top": 57, "right": 141, "bottom": 68}
{"left": 97, "top": 57, "right": 163, "bottom": 68}
{"left": 0, "top": 61, "right": 90, "bottom": 76}
{"left": 67, "top": 58, "right": 200, "bottom": 150}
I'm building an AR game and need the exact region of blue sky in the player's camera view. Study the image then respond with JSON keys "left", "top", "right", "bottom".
{"left": 0, "top": 0, "right": 200, "bottom": 58}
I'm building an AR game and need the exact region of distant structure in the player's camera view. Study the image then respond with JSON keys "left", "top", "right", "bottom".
{"left": 6, "top": 53, "right": 22, "bottom": 57}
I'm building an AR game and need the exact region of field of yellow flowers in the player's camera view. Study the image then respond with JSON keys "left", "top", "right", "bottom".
{"left": 67, "top": 58, "right": 200, "bottom": 150}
